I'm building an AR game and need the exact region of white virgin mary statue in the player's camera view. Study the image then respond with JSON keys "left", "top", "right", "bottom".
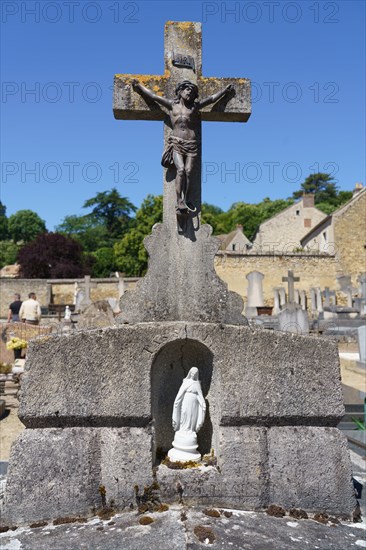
{"left": 168, "top": 367, "right": 206, "bottom": 463}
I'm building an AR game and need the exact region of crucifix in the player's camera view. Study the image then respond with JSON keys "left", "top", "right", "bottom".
{"left": 113, "top": 21, "right": 251, "bottom": 233}
{"left": 282, "top": 270, "right": 300, "bottom": 304}
{"left": 114, "top": 22, "right": 251, "bottom": 324}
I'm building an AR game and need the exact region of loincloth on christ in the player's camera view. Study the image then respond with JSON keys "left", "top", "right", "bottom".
{"left": 161, "top": 135, "right": 198, "bottom": 168}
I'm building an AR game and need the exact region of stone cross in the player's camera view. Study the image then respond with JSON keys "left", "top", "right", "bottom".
{"left": 114, "top": 21, "right": 250, "bottom": 325}
{"left": 282, "top": 270, "right": 300, "bottom": 304}
{"left": 81, "top": 275, "right": 97, "bottom": 307}
{"left": 113, "top": 21, "right": 251, "bottom": 231}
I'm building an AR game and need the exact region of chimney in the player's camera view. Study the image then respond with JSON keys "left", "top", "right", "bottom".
{"left": 302, "top": 194, "right": 315, "bottom": 208}
{"left": 353, "top": 183, "right": 363, "bottom": 195}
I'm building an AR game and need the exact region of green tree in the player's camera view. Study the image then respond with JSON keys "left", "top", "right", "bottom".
{"left": 8, "top": 210, "right": 46, "bottom": 243}
{"left": 292, "top": 173, "right": 339, "bottom": 203}
{"left": 224, "top": 198, "right": 294, "bottom": 240}
{"left": 292, "top": 173, "right": 353, "bottom": 213}
{"left": 114, "top": 195, "right": 163, "bottom": 276}
{"left": 83, "top": 188, "right": 136, "bottom": 239}
{"left": 201, "top": 203, "right": 230, "bottom": 234}
{"left": 0, "top": 241, "right": 20, "bottom": 268}
{"left": 91, "top": 247, "right": 117, "bottom": 278}
{"left": 56, "top": 215, "right": 109, "bottom": 252}
{"left": 0, "top": 202, "right": 8, "bottom": 240}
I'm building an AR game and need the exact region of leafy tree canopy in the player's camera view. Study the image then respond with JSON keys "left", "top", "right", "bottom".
{"left": 56, "top": 215, "right": 110, "bottom": 252}
{"left": 83, "top": 188, "right": 136, "bottom": 239}
{"left": 17, "top": 233, "right": 91, "bottom": 278}
{"left": 292, "top": 173, "right": 352, "bottom": 212}
{"left": 0, "top": 241, "right": 20, "bottom": 268}
{"left": 8, "top": 209, "right": 46, "bottom": 243}
{"left": 91, "top": 247, "right": 118, "bottom": 278}
{"left": 0, "top": 202, "right": 8, "bottom": 240}
{"left": 114, "top": 195, "right": 163, "bottom": 276}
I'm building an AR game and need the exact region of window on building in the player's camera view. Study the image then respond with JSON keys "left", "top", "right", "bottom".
{"left": 232, "top": 243, "right": 236, "bottom": 251}
{"left": 296, "top": 210, "right": 300, "bottom": 216}
{"left": 323, "top": 231, "right": 327, "bottom": 241}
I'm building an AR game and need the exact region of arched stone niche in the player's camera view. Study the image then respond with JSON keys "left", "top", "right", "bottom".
{"left": 151, "top": 338, "right": 215, "bottom": 464}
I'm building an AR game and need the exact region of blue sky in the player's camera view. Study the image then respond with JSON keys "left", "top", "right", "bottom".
{"left": 1, "top": 0, "right": 365, "bottom": 230}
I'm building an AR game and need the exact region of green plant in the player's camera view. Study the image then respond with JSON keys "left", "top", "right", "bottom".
{"left": 352, "top": 398, "right": 366, "bottom": 430}
{"left": 351, "top": 417, "right": 366, "bottom": 430}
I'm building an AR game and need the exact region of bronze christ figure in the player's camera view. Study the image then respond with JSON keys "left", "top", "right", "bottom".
{"left": 132, "top": 79, "right": 233, "bottom": 212}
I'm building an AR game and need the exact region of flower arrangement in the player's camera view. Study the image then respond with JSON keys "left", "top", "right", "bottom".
{"left": 6, "top": 337, "right": 28, "bottom": 350}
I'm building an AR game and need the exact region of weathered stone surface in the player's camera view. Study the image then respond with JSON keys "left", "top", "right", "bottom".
{"left": 157, "top": 428, "right": 267, "bottom": 509}
{"left": 101, "top": 427, "right": 154, "bottom": 507}
{"left": 3, "top": 427, "right": 153, "bottom": 524}
{"left": 164, "top": 426, "right": 269, "bottom": 509}
{"left": 4, "top": 323, "right": 356, "bottom": 521}
{"left": 218, "top": 426, "right": 268, "bottom": 508}
{"left": 77, "top": 300, "right": 115, "bottom": 329}
{"left": 117, "top": 225, "right": 246, "bottom": 325}
{"left": 268, "top": 427, "right": 356, "bottom": 516}
{"left": 113, "top": 21, "right": 251, "bottom": 123}
{"left": 157, "top": 465, "right": 221, "bottom": 505}
{"left": 19, "top": 323, "right": 344, "bottom": 428}
{"left": 278, "top": 304, "right": 310, "bottom": 334}
{"left": 1, "top": 506, "right": 362, "bottom": 550}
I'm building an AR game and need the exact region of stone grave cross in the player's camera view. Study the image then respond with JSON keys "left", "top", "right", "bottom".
{"left": 113, "top": 21, "right": 251, "bottom": 231}
{"left": 282, "top": 270, "right": 300, "bottom": 304}
{"left": 81, "top": 275, "right": 97, "bottom": 308}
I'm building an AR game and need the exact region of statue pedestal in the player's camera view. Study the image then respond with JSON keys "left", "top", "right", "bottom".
{"left": 168, "top": 430, "right": 201, "bottom": 462}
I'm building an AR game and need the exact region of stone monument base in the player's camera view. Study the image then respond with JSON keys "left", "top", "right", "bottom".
{"left": 168, "top": 430, "right": 201, "bottom": 462}
{"left": 2, "top": 322, "right": 356, "bottom": 524}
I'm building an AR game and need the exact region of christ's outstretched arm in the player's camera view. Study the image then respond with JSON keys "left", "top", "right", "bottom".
{"left": 132, "top": 80, "right": 172, "bottom": 110}
{"left": 198, "top": 84, "right": 234, "bottom": 109}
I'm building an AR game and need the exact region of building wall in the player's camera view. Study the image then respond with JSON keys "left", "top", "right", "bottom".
{"left": 0, "top": 278, "right": 138, "bottom": 318}
{"left": 214, "top": 253, "right": 339, "bottom": 306}
{"left": 253, "top": 200, "right": 327, "bottom": 252}
{"left": 334, "top": 191, "right": 366, "bottom": 284}
{"left": 0, "top": 279, "right": 49, "bottom": 318}
{"left": 301, "top": 219, "right": 334, "bottom": 254}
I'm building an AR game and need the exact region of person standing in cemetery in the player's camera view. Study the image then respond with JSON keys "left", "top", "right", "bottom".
{"left": 7, "top": 293, "right": 22, "bottom": 323}
{"left": 19, "top": 292, "right": 41, "bottom": 325}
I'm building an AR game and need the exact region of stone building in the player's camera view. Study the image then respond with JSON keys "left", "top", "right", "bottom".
{"left": 216, "top": 224, "right": 251, "bottom": 253}
{"left": 301, "top": 186, "right": 366, "bottom": 283}
{"left": 252, "top": 195, "right": 327, "bottom": 252}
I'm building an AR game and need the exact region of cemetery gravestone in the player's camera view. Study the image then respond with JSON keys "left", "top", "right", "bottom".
{"left": 357, "top": 325, "right": 366, "bottom": 368}
{"left": 316, "top": 287, "right": 324, "bottom": 313}
{"left": 278, "top": 287, "right": 286, "bottom": 308}
{"left": 278, "top": 270, "right": 309, "bottom": 334}
{"left": 300, "top": 290, "right": 307, "bottom": 311}
{"left": 245, "top": 271, "right": 264, "bottom": 318}
{"left": 273, "top": 288, "right": 281, "bottom": 315}
{"left": 79, "top": 275, "right": 97, "bottom": 310}
{"left": 310, "top": 287, "right": 317, "bottom": 314}
{"left": 2, "top": 21, "right": 355, "bottom": 525}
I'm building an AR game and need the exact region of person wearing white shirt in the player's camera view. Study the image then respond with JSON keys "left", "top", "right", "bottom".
{"left": 19, "top": 292, "right": 41, "bottom": 325}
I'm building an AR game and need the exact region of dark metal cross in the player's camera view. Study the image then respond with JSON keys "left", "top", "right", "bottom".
{"left": 113, "top": 21, "right": 251, "bottom": 231}
{"left": 282, "top": 270, "right": 300, "bottom": 304}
